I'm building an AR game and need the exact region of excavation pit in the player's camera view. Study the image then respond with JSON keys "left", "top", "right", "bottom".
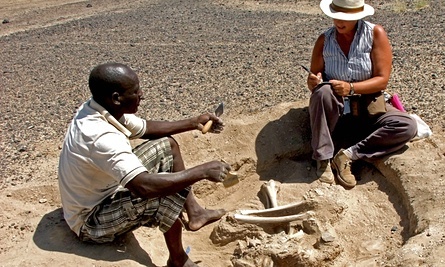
{"left": 176, "top": 101, "right": 445, "bottom": 266}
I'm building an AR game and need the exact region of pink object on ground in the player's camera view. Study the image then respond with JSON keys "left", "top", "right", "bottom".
{"left": 391, "top": 93, "right": 406, "bottom": 112}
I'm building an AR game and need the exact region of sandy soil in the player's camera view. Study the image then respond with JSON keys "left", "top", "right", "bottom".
{"left": 1, "top": 0, "right": 444, "bottom": 266}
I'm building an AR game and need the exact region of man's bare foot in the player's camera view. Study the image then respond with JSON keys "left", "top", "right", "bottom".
{"left": 187, "top": 208, "right": 226, "bottom": 231}
{"left": 167, "top": 257, "right": 198, "bottom": 267}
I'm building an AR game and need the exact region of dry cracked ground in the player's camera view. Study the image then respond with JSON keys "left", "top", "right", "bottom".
{"left": 1, "top": 0, "right": 445, "bottom": 266}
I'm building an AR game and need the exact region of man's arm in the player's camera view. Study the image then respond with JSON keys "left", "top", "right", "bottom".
{"left": 125, "top": 160, "right": 229, "bottom": 198}
{"left": 141, "top": 113, "right": 223, "bottom": 139}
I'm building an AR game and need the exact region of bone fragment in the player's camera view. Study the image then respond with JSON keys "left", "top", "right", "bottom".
{"left": 288, "top": 229, "right": 305, "bottom": 240}
{"left": 260, "top": 179, "right": 279, "bottom": 209}
{"left": 234, "top": 211, "right": 314, "bottom": 224}
{"left": 238, "top": 201, "right": 307, "bottom": 216}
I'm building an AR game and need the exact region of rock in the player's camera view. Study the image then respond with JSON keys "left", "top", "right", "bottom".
{"left": 234, "top": 240, "right": 246, "bottom": 256}
{"left": 321, "top": 231, "right": 336, "bottom": 243}
{"left": 302, "top": 218, "right": 319, "bottom": 235}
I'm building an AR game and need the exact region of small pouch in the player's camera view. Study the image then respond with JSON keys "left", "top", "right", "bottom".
{"left": 364, "top": 91, "right": 387, "bottom": 117}
{"left": 349, "top": 91, "right": 387, "bottom": 118}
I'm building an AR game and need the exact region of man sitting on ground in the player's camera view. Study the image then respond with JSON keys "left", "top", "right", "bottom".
{"left": 58, "top": 62, "right": 230, "bottom": 267}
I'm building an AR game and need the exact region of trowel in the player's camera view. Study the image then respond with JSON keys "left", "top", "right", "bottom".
{"left": 201, "top": 102, "right": 224, "bottom": 134}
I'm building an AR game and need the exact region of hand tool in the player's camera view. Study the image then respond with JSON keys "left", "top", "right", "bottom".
{"left": 202, "top": 102, "right": 224, "bottom": 134}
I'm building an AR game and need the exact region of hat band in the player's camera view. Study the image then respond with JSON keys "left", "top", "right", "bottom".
{"left": 330, "top": 3, "right": 364, "bottom": 13}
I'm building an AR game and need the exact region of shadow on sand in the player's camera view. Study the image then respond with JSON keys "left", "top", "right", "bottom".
{"left": 33, "top": 208, "right": 157, "bottom": 266}
{"left": 254, "top": 106, "right": 314, "bottom": 184}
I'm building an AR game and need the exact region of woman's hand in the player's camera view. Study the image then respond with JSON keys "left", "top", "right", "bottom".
{"left": 307, "top": 72, "right": 323, "bottom": 91}
{"left": 330, "top": 80, "right": 351, "bottom": 96}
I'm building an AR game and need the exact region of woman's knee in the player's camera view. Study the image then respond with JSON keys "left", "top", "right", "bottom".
{"left": 312, "top": 84, "right": 333, "bottom": 96}
{"left": 390, "top": 114, "right": 418, "bottom": 141}
{"left": 310, "top": 84, "right": 335, "bottom": 103}
{"left": 404, "top": 116, "right": 418, "bottom": 140}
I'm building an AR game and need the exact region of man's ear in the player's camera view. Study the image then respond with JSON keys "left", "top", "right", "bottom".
{"left": 111, "top": 92, "right": 121, "bottom": 105}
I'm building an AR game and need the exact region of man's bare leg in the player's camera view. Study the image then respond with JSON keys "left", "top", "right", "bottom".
{"left": 184, "top": 191, "right": 226, "bottom": 231}
{"left": 164, "top": 219, "right": 198, "bottom": 267}
{"left": 169, "top": 137, "right": 226, "bottom": 231}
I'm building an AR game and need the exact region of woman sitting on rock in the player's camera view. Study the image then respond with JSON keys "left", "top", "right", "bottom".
{"left": 306, "top": 0, "right": 417, "bottom": 188}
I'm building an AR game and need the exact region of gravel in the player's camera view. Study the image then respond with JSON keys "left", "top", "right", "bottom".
{"left": 1, "top": 0, "right": 444, "bottom": 187}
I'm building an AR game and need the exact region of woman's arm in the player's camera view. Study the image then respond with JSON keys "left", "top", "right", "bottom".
{"left": 368, "top": 24, "right": 392, "bottom": 91}
{"left": 332, "top": 24, "right": 392, "bottom": 96}
{"left": 308, "top": 34, "right": 325, "bottom": 91}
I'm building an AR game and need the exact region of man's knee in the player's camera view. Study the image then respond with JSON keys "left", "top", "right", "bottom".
{"left": 167, "top": 136, "right": 180, "bottom": 154}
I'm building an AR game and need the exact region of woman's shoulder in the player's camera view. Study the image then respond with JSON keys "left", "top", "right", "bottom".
{"left": 364, "top": 21, "right": 387, "bottom": 36}
{"left": 362, "top": 20, "right": 387, "bottom": 38}
{"left": 363, "top": 20, "right": 385, "bottom": 31}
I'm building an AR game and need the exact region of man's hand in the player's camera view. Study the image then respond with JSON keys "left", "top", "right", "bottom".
{"left": 196, "top": 113, "right": 225, "bottom": 133}
{"left": 202, "top": 161, "right": 231, "bottom": 183}
{"left": 126, "top": 160, "right": 232, "bottom": 199}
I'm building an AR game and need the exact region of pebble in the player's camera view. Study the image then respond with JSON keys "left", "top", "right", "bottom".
{"left": 391, "top": 226, "right": 398, "bottom": 233}
{"left": 321, "top": 231, "right": 336, "bottom": 243}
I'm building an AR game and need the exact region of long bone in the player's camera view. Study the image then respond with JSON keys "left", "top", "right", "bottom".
{"left": 239, "top": 201, "right": 307, "bottom": 216}
{"left": 234, "top": 211, "right": 314, "bottom": 224}
{"left": 234, "top": 179, "right": 315, "bottom": 225}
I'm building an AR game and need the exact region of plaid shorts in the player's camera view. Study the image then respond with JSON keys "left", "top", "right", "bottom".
{"left": 79, "top": 137, "right": 190, "bottom": 243}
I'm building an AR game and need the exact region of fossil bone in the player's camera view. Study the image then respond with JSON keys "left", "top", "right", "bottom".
{"left": 260, "top": 179, "right": 279, "bottom": 209}
{"left": 234, "top": 211, "right": 314, "bottom": 224}
{"left": 239, "top": 201, "right": 307, "bottom": 216}
{"left": 234, "top": 180, "right": 315, "bottom": 227}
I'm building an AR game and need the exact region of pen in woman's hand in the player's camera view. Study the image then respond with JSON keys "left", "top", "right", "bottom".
{"left": 301, "top": 65, "right": 323, "bottom": 84}
{"left": 300, "top": 65, "right": 314, "bottom": 75}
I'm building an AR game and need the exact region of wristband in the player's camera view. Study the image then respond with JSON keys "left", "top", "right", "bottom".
{"left": 349, "top": 82, "right": 355, "bottom": 95}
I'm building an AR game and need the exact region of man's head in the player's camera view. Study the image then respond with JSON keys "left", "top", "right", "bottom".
{"left": 89, "top": 62, "right": 142, "bottom": 116}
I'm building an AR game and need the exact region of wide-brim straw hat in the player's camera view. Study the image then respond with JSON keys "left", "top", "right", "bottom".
{"left": 320, "top": 0, "right": 374, "bottom": 21}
